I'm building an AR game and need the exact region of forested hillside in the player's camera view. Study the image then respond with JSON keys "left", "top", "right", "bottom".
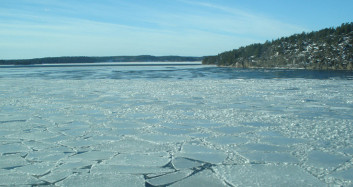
{"left": 203, "top": 22, "right": 353, "bottom": 70}
{"left": 0, "top": 55, "right": 202, "bottom": 65}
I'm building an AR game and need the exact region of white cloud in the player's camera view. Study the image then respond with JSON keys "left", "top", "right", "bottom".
{"left": 178, "top": 0, "right": 308, "bottom": 38}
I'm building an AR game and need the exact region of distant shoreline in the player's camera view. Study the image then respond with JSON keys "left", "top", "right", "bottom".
{"left": 0, "top": 55, "right": 204, "bottom": 66}
{"left": 217, "top": 64, "right": 353, "bottom": 71}
{"left": 0, "top": 62, "right": 203, "bottom": 68}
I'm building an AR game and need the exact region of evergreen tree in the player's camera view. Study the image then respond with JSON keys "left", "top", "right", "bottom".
{"left": 202, "top": 22, "right": 353, "bottom": 70}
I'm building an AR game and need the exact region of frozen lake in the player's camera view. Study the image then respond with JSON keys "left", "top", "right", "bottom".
{"left": 1, "top": 63, "right": 353, "bottom": 186}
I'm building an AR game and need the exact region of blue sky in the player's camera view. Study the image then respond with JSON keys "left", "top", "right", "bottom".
{"left": 1, "top": 0, "right": 352, "bottom": 59}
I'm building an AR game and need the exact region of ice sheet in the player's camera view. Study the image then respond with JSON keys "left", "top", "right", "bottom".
{"left": 146, "top": 170, "right": 193, "bottom": 186}
{"left": 331, "top": 167, "right": 353, "bottom": 181}
{"left": 0, "top": 173, "right": 43, "bottom": 186}
{"left": 171, "top": 157, "right": 203, "bottom": 169}
{"left": 306, "top": 150, "right": 351, "bottom": 170}
{"left": 215, "top": 164, "right": 326, "bottom": 186}
{"left": 105, "top": 152, "right": 170, "bottom": 167}
{"left": 170, "top": 169, "right": 226, "bottom": 187}
{"left": 57, "top": 173, "right": 145, "bottom": 187}
{"left": 91, "top": 164, "right": 173, "bottom": 175}
{"left": 1, "top": 68, "right": 353, "bottom": 186}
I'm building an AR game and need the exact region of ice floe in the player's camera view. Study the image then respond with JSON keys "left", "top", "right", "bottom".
{"left": 1, "top": 66, "right": 353, "bottom": 186}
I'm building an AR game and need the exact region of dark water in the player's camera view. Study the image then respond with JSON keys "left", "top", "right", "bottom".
{"left": 0, "top": 64, "right": 352, "bottom": 80}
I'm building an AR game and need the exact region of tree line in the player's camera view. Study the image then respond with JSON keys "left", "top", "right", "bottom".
{"left": 0, "top": 55, "right": 203, "bottom": 65}
{"left": 203, "top": 22, "right": 353, "bottom": 70}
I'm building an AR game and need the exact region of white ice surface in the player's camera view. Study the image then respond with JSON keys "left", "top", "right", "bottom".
{"left": 57, "top": 173, "right": 145, "bottom": 187}
{"left": 170, "top": 169, "right": 226, "bottom": 187}
{"left": 0, "top": 77, "right": 353, "bottom": 186}
{"left": 214, "top": 164, "right": 325, "bottom": 186}
{"left": 146, "top": 170, "right": 193, "bottom": 186}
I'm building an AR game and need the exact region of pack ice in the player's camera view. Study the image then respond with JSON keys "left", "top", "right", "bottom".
{"left": 0, "top": 75, "right": 353, "bottom": 186}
